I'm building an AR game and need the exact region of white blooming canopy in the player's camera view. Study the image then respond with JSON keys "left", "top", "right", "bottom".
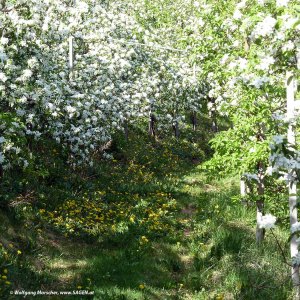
{"left": 0, "top": 0, "right": 203, "bottom": 167}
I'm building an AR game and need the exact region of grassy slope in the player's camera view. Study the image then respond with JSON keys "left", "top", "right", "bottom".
{"left": 0, "top": 134, "right": 293, "bottom": 300}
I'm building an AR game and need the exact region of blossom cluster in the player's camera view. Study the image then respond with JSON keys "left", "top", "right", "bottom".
{"left": 258, "top": 214, "right": 277, "bottom": 229}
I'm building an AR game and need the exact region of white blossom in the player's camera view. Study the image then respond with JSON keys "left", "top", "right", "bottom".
{"left": 266, "top": 166, "right": 278, "bottom": 176}
{"left": 273, "top": 135, "right": 284, "bottom": 145}
{"left": 292, "top": 253, "right": 300, "bottom": 266}
{"left": 243, "top": 173, "right": 259, "bottom": 181}
{"left": 0, "top": 37, "right": 9, "bottom": 45}
{"left": 282, "top": 41, "right": 295, "bottom": 52}
{"left": 238, "top": 58, "right": 248, "bottom": 70}
{"left": 23, "top": 160, "right": 29, "bottom": 168}
{"left": 233, "top": 10, "right": 242, "bottom": 20}
{"left": 251, "top": 16, "right": 277, "bottom": 39}
{"left": 258, "top": 56, "right": 275, "bottom": 70}
{"left": 272, "top": 113, "right": 285, "bottom": 121}
{"left": 0, "top": 50, "right": 7, "bottom": 61}
{"left": 276, "top": 0, "right": 290, "bottom": 7}
{"left": 198, "top": 18, "right": 205, "bottom": 27}
{"left": 0, "top": 73, "right": 7, "bottom": 82}
{"left": 20, "top": 69, "right": 33, "bottom": 81}
{"left": 250, "top": 77, "right": 269, "bottom": 88}
{"left": 258, "top": 214, "right": 276, "bottom": 229}
{"left": 236, "top": 1, "right": 246, "bottom": 9}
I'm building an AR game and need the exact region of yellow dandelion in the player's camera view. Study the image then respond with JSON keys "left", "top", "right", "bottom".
{"left": 3, "top": 269, "right": 8, "bottom": 274}
{"left": 1, "top": 276, "right": 7, "bottom": 280}
{"left": 5, "top": 281, "right": 10, "bottom": 285}
{"left": 140, "top": 236, "right": 149, "bottom": 244}
{"left": 17, "top": 250, "right": 22, "bottom": 255}
{"left": 139, "top": 284, "right": 145, "bottom": 290}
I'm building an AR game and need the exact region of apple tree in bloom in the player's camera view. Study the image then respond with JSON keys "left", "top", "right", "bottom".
{"left": 198, "top": 0, "right": 300, "bottom": 294}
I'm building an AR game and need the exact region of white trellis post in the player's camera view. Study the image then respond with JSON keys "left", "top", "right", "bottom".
{"left": 287, "top": 70, "right": 300, "bottom": 299}
{"left": 240, "top": 179, "right": 247, "bottom": 202}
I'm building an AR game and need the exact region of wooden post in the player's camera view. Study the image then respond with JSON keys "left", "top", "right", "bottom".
{"left": 287, "top": 71, "right": 300, "bottom": 299}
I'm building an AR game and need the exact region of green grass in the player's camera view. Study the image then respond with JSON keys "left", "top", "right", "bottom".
{"left": 0, "top": 131, "right": 295, "bottom": 300}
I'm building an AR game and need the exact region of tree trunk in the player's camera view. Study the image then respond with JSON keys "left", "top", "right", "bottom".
{"left": 148, "top": 112, "right": 155, "bottom": 137}
{"left": 173, "top": 120, "right": 179, "bottom": 138}
{"left": 287, "top": 71, "right": 300, "bottom": 298}
{"left": 212, "top": 119, "right": 218, "bottom": 133}
{"left": 191, "top": 111, "right": 197, "bottom": 131}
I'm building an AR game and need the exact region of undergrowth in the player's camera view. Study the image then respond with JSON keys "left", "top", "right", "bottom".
{"left": 0, "top": 128, "right": 293, "bottom": 300}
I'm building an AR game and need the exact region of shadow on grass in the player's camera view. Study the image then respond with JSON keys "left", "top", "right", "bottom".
{"left": 190, "top": 218, "right": 291, "bottom": 300}
{"left": 72, "top": 240, "right": 187, "bottom": 300}
{"left": 70, "top": 210, "right": 291, "bottom": 300}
